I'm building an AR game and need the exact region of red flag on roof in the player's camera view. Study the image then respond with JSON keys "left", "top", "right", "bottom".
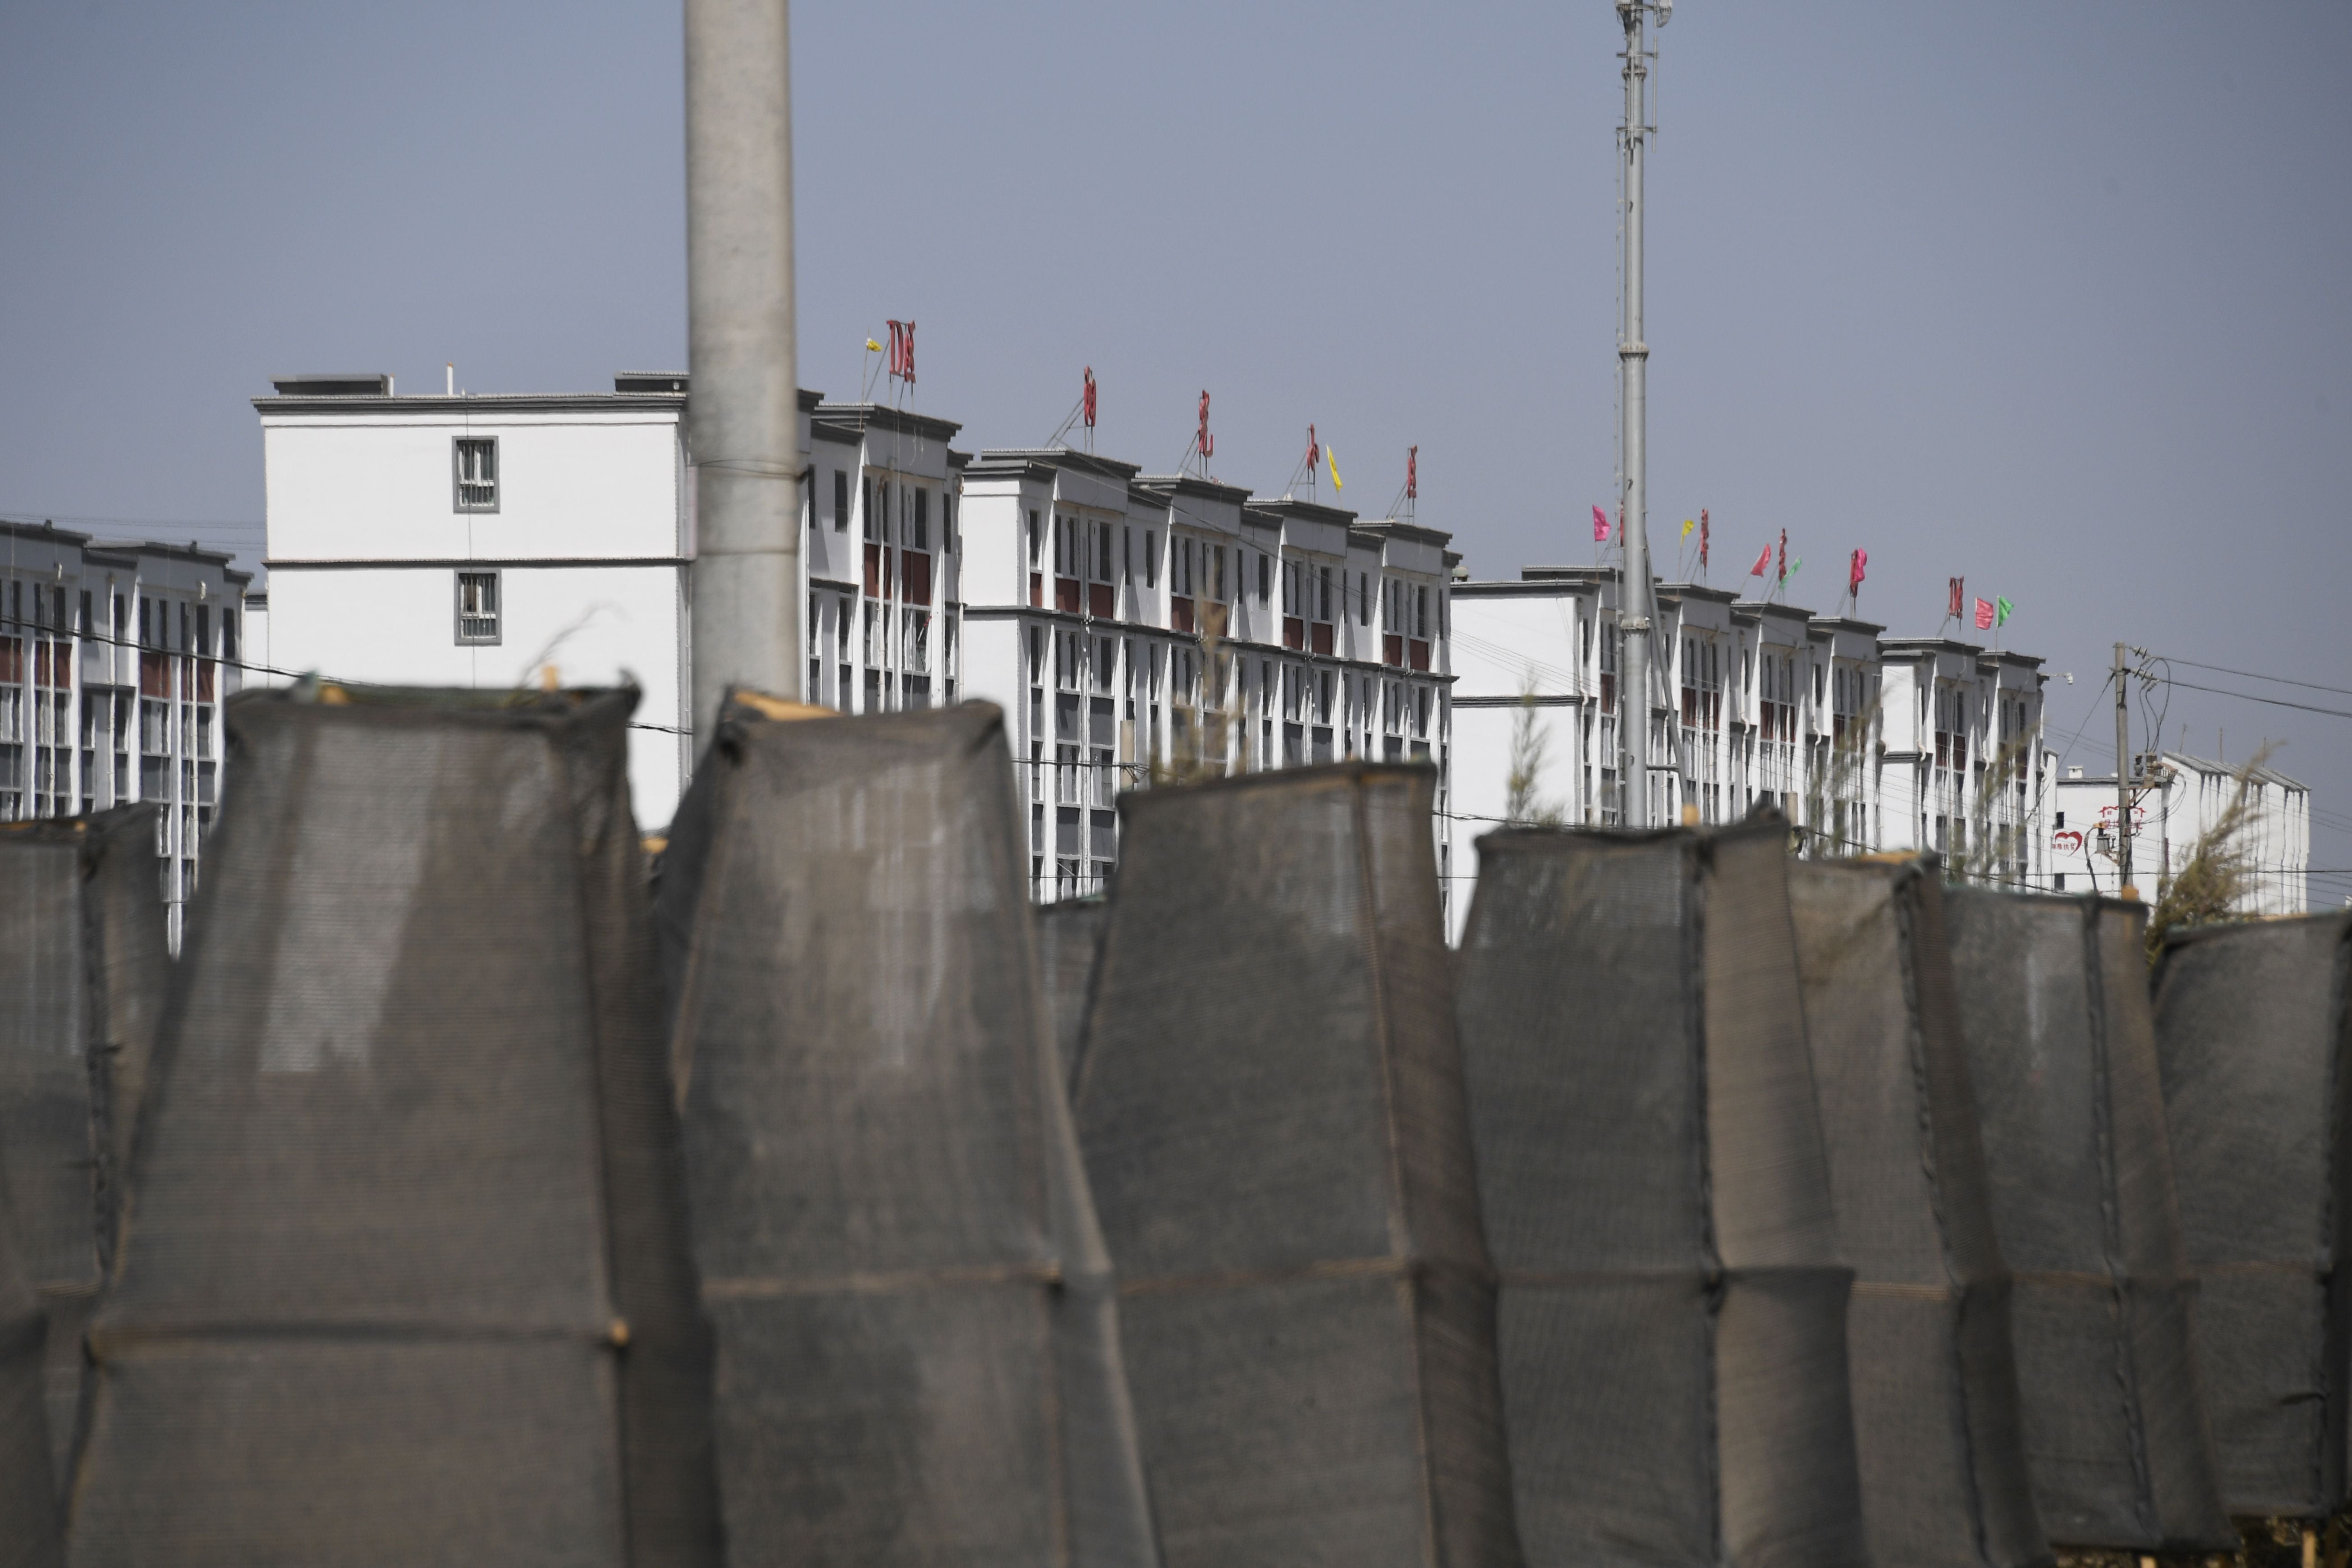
{"left": 1748, "top": 542, "right": 1771, "bottom": 576}
{"left": 1699, "top": 509, "right": 1709, "bottom": 569}
{"left": 1849, "top": 549, "right": 1867, "bottom": 592}
{"left": 1948, "top": 577, "right": 1964, "bottom": 619}
{"left": 1082, "top": 367, "right": 1096, "bottom": 429}
{"left": 1974, "top": 597, "right": 1995, "bottom": 631}
{"left": 1592, "top": 505, "right": 1610, "bottom": 543}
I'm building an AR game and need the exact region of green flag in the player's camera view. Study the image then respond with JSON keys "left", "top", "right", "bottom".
{"left": 1995, "top": 596, "right": 2013, "bottom": 628}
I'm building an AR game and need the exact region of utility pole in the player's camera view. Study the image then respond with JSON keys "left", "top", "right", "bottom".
{"left": 2114, "top": 642, "right": 2134, "bottom": 897}
{"left": 1616, "top": 0, "right": 1668, "bottom": 826}
{"left": 686, "top": 0, "right": 802, "bottom": 737}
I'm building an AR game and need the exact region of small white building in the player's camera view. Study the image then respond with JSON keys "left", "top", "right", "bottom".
{"left": 2049, "top": 753, "right": 2311, "bottom": 912}
{"left": 257, "top": 371, "right": 699, "bottom": 826}
{"left": 1, "top": 519, "right": 252, "bottom": 945}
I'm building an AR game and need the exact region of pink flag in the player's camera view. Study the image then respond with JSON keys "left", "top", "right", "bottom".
{"left": 1973, "top": 597, "right": 1995, "bottom": 631}
{"left": 1592, "top": 504, "right": 1610, "bottom": 543}
{"left": 1849, "top": 548, "right": 1867, "bottom": 592}
{"left": 1748, "top": 543, "right": 1771, "bottom": 577}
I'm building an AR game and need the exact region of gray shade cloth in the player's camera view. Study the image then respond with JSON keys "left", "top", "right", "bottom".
{"left": 1944, "top": 888, "right": 2234, "bottom": 1551}
{"left": 1036, "top": 901, "right": 1108, "bottom": 1093}
{"left": 1788, "top": 859, "right": 2050, "bottom": 1568}
{"left": 67, "top": 687, "right": 720, "bottom": 1568}
{"left": 2154, "top": 912, "right": 2352, "bottom": 1518}
{"left": 1074, "top": 763, "right": 1522, "bottom": 1568}
{"left": 0, "top": 1162, "right": 64, "bottom": 1568}
{"left": 0, "top": 808, "right": 168, "bottom": 1488}
{"left": 1457, "top": 824, "right": 1868, "bottom": 1568}
{"left": 659, "top": 698, "right": 1159, "bottom": 1568}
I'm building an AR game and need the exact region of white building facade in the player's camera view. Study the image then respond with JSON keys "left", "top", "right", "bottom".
{"left": 257, "top": 376, "right": 1457, "bottom": 905}
{"left": 1447, "top": 560, "right": 2055, "bottom": 936}
{"left": 1, "top": 519, "right": 252, "bottom": 944}
{"left": 952, "top": 451, "right": 1456, "bottom": 907}
{"left": 2049, "top": 753, "right": 2311, "bottom": 912}
{"left": 258, "top": 372, "right": 699, "bottom": 825}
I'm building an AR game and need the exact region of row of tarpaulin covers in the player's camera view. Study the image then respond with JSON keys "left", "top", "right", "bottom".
{"left": 0, "top": 685, "right": 2345, "bottom": 1566}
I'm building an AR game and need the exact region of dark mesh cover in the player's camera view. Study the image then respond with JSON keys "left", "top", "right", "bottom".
{"left": 1788, "top": 860, "right": 2050, "bottom": 1568}
{"left": 2153, "top": 912, "right": 2352, "bottom": 1518}
{"left": 1456, "top": 824, "right": 1866, "bottom": 1568}
{"left": 0, "top": 809, "right": 167, "bottom": 1487}
{"left": 1074, "top": 763, "right": 1521, "bottom": 1568}
{"left": 1944, "top": 889, "right": 2234, "bottom": 1551}
{"left": 659, "top": 699, "right": 1159, "bottom": 1568}
{"left": 1036, "top": 902, "right": 1109, "bottom": 1093}
{"left": 68, "top": 687, "right": 719, "bottom": 1568}
{"left": 0, "top": 1162, "right": 63, "bottom": 1567}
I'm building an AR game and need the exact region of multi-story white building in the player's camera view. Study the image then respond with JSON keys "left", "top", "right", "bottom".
{"left": 1, "top": 518, "right": 252, "bottom": 944}
{"left": 2049, "top": 752, "right": 2310, "bottom": 911}
{"left": 804, "top": 401, "right": 967, "bottom": 718}
{"left": 953, "top": 449, "right": 1456, "bottom": 905}
{"left": 256, "top": 376, "right": 1458, "bottom": 905}
{"left": 1449, "top": 558, "right": 2053, "bottom": 935}
{"left": 257, "top": 371, "right": 700, "bottom": 826}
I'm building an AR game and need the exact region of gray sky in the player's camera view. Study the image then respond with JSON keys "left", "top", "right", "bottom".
{"left": 3, "top": 0, "right": 2346, "bottom": 902}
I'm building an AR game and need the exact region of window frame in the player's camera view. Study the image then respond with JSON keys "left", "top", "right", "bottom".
{"left": 454, "top": 569, "right": 502, "bottom": 646}
{"left": 453, "top": 436, "right": 500, "bottom": 513}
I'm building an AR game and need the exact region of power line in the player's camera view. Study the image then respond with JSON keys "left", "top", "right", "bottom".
{"left": 2155, "top": 674, "right": 2352, "bottom": 724}
{"left": 2159, "top": 654, "right": 2352, "bottom": 701}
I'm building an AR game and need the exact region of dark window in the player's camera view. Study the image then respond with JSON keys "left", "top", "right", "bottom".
{"left": 79, "top": 590, "right": 92, "bottom": 634}
{"left": 1259, "top": 552, "right": 1271, "bottom": 603}
{"left": 863, "top": 477, "right": 875, "bottom": 540}
{"left": 224, "top": 610, "right": 239, "bottom": 664}
{"left": 834, "top": 471, "right": 849, "bottom": 531}
{"left": 914, "top": 489, "right": 929, "bottom": 551}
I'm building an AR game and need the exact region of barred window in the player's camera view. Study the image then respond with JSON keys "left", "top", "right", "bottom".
{"left": 455, "top": 571, "right": 500, "bottom": 644}
{"left": 454, "top": 437, "right": 499, "bottom": 511}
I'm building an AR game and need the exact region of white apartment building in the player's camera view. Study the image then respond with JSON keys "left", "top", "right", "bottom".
{"left": 953, "top": 450, "right": 1456, "bottom": 906}
{"left": 0, "top": 519, "right": 252, "bottom": 944}
{"left": 257, "top": 371, "right": 700, "bottom": 827}
{"left": 2049, "top": 753, "right": 2311, "bottom": 911}
{"left": 257, "top": 376, "right": 1458, "bottom": 902}
{"left": 261, "top": 375, "right": 978, "bottom": 831}
{"left": 803, "top": 401, "right": 965, "bottom": 718}
{"left": 1448, "top": 559, "right": 2052, "bottom": 936}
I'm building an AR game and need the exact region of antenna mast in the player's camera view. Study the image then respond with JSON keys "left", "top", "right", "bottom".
{"left": 1615, "top": 0, "right": 1666, "bottom": 827}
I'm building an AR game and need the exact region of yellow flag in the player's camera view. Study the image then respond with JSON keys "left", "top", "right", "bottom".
{"left": 865, "top": 338, "right": 883, "bottom": 352}
{"left": 1328, "top": 446, "right": 1343, "bottom": 491}
{"left": 1681, "top": 518, "right": 1696, "bottom": 539}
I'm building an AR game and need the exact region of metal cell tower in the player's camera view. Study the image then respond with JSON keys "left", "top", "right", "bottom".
{"left": 1616, "top": 0, "right": 1668, "bottom": 825}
